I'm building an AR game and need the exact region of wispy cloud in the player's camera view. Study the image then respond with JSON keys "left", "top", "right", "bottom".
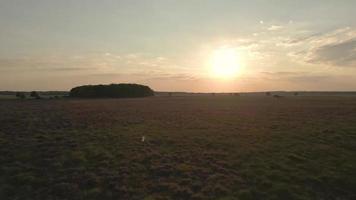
{"left": 288, "top": 27, "right": 356, "bottom": 67}
{"left": 307, "top": 39, "right": 356, "bottom": 67}
{"left": 220, "top": 24, "right": 356, "bottom": 69}
{"left": 268, "top": 25, "right": 283, "bottom": 31}
{"left": 0, "top": 53, "right": 177, "bottom": 74}
{"left": 255, "top": 71, "right": 356, "bottom": 91}
{"left": 260, "top": 71, "right": 331, "bottom": 82}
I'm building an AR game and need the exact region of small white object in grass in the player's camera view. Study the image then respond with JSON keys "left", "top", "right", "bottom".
{"left": 142, "top": 136, "right": 145, "bottom": 142}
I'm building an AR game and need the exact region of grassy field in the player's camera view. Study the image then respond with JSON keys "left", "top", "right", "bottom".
{"left": 0, "top": 95, "right": 17, "bottom": 100}
{"left": 0, "top": 96, "right": 355, "bottom": 199}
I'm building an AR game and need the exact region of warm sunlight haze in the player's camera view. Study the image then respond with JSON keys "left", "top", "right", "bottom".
{"left": 210, "top": 47, "right": 243, "bottom": 79}
{"left": 1, "top": 0, "right": 356, "bottom": 92}
{"left": 1, "top": 1, "right": 356, "bottom": 200}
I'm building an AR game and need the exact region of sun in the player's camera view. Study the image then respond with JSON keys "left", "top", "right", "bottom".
{"left": 210, "top": 47, "right": 242, "bottom": 79}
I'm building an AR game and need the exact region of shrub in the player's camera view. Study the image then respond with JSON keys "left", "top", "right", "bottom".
{"left": 30, "top": 91, "right": 40, "bottom": 99}
{"left": 15, "top": 92, "right": 26, "bottom": 99}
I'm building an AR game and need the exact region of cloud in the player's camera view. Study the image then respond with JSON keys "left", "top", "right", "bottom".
{"left": 284, "top": 32, "right": 324, "bottom": 46}
{"left": 0, "top": 56, "right": 102, "bottom": 72}
{"left": 145, "top": 73, "right": 197, "bottom": 81}
{"left": 0, "top": 52, "right": 199, "bottom": 85}
{"left": 268, "top": 25, "right": 283, "bottom": 31}
{"left": 257, "top": 26, "right": 356, "bottom": 68}
{"left": 50, "top": 67, "right": 96, "bottom": 71}
{"left": 257, "top": 71, "right": 356, "bottom": 90}
{"left": 289, "top": 27, "right": 356, "bottom": 67}
{"left": 209, "top": 24, "right": 356, "bottom": 72}
{"left": 307, "top": 39, "right": 356, "bottom": 67}
{"left": 260, "top": 71, "right": 330, "bottom": 82}
{"left": 0, "top": 53, "right": 176, "bottom": 75}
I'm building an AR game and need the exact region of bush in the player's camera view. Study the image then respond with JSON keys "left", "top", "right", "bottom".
{"left": 69, "top": 84, "right": 154, "bottom": 98}
{"left": 30, "top": 91, "right": 40, "bottom": 99}
{"left": 15, "top": 92, "right": 26, "bottom": 99}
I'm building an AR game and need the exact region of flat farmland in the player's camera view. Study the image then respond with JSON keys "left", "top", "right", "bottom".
{"left": 0, "top": 96, "right": 355, "bottom": 200}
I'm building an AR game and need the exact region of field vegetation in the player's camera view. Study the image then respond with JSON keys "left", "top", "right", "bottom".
{"left": 0, "top": 96, "right": 355, "bottom": 199}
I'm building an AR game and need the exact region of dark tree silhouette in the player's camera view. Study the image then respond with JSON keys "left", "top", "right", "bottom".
{"left": 15, "top": 92, "right": 26, "bottom": 99}
{"left": 70, "top": 83, "right": 154, "bottom": 98}
{"left": 30, "top": 91, "right": 40, "bottom": 99}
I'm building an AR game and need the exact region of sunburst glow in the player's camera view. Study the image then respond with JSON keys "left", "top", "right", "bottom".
{"left": 210, "top": 48, "right": 242, "bottom": 79}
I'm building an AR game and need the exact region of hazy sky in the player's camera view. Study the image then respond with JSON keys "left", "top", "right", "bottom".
{"left": 1, "top": 0, "right": 356, "bottom": 92}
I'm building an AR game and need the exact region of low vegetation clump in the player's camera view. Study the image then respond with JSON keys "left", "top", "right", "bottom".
{"left": 15, "top": 92, "right": 26, "bottom": 99}
{"left": 69, "top": 83, "right": 154, "bottom": 98}
{"left": 30, "top": 91, "right": 41, "bottom": 99}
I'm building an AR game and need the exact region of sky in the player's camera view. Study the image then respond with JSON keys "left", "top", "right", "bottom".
{"left": 1, "top": 0, "right": 356, "bottom": 92}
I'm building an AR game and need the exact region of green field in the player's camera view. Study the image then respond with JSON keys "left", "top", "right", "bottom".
{"left": 0, "top": 96, "right": 355, "bottom": 199}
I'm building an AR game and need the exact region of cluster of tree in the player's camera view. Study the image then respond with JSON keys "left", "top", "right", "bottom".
{"left": 266, "top": 92, "right": 299, "bottom": 97}
{"left": 15, "top": 91, "right": 41, "bottom": 99}
{"left": 69, "top": 83, "right": 154, "bottom": 98}
{"left": 266, "top": 92, "right": 282, "bottom": 98}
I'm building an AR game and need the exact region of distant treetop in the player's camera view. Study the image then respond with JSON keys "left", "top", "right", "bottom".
{"left": 30, "top": 91, "right": 40, "bottom": 99}
{"left": 69, "top": 83, "right": 154, "bottom": 98}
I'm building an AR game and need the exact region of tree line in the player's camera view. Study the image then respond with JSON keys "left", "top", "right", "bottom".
{"left": 69, "top": 84, "right": 154, "bottom": 98}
